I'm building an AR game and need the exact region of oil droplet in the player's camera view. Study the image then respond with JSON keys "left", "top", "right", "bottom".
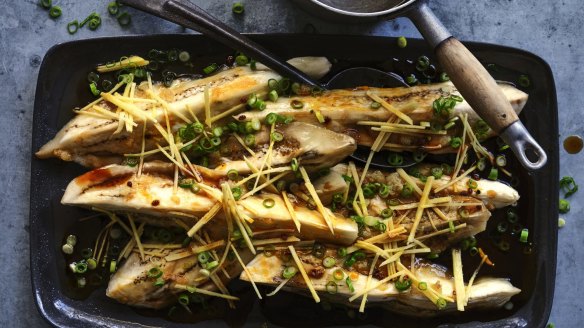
{"left": 563, "top": 135, "right": 583, "bottom": 154}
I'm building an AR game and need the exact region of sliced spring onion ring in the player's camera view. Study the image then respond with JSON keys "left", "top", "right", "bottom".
{"left": 291, "top": 99, "right": 304, "bottom": 109}
{"left": 333, "top": 268, "right": 345, "bottom": 281}
{"left": 67, "top": 20, "right": 79, "bottom": 34}
{"left": 148, "top": 267, "right": 163, "bottom": 278}
{"left": 262, "top": 198, "right": 276, "bottom": 209}
{"left": 322, "top": 257, "right": 336, "bottom": 268}
{"left": 326, "top": 281, "right": 338, "bottom": 294}
{"left": 519, "top": 229, "right": 529, "bottom": 243}
{"left": 282, "top": 266, "right": 297, "bottom": 279}
{"left": 232, "top": 2, "right": 244, "bottom": 14}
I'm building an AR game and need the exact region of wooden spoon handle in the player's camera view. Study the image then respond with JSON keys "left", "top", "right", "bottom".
{"left": 436, "top": 38, "right": 518, "bottom": 133}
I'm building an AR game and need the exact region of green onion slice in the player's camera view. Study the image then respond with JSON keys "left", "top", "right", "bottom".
{"left": 262, "top": 198, "right": 275, "bottom": 208}
{"left": 345, "top": 276, "right": 355, "bottom": 293}
{"left": 148, "top": 267, "right": 163, "bottom": 278}
{"left": 488, "top": 168, "right": 499, "bottom": 181}
{"left": 332, "top": 268, "right": 344, "bottom": 281}
{"left": 268, "top": 79, "right": 279, "bottom": 90}
{"left": 235, "top": 54, "right": 249, "bottom": 66}
{"left": 49, "top": 6, "right": 62, "bottom": 18}
{"left": 178, "top": 178, "right": 194, "bottom": 188}
{"left": 75, "top": 262, "right": 88, "bottom": 274}
{"left": 560, "top": 176, "right": 578, "bottom": 197}
{"left": 496, "top": 155, "right": 507, "bottom": 167}
{"left": 88, "top": 17, "right": 101, "bottom": 30}
{"left": 203, "top": 63, "right": 218, "bottom": 75}
{"left": 519, "top": 228, "right": 529, "bottom": 243}
{"left": 231, "top": 187, "right": 242, "bottom": 200}
{"left": 212, "top": 126, "right": 223, "bottom": 137}
{"left": 108, "top": 2, "right": 119, "bottom": 15}
{"left": 271, "top": 131, "right": 284, "bottom": 142}
{"left": 40, "top": 0, "right": 52, "bottom": 9}
{"left": 80, "top": 248, "right": 93, "bottom": 259}
{"left": 67, "top": 20, "right": 79, "bottom": 34}
{"left": 467, "top": 179, "right": 478, "bottom": 189}
{"left": 326, "top": 281, "right": 338, "bottom": 294}
{"left": 87, "top": 258, "right": 97, "bottom": 270}
{"left": 269, "top": 90, "right": 279, "bottom": 102}
{"left": 179, "top": 51, "right": 190, "bottom": 62}
{"left": 458, "top": 208, "right": 469, "bottom": 219}
{"left": 265, "top": 112, "right": 278, "bottom": 125}
{"left": 401, "top": 184, "right": 414, "bottom": 198}
{"left": 431, "top": 167, "right": 444, "bottom": 179}
{"left": 282, "top": 266, "right": 297, "bottom": 279}
{"left": 322, "top": 256, "right": 336, "bottom": 268}
{"left": 518, "top": 74, "right": 531, "bottom": 88}
{"left": 117, "top": 12, "right": 132, "bottom": 26}
{"left": 250, "top": 118, "right": 261, "bottom": 131}
{"left": 497, "top": 221, "right": 509, "bottom": 233}
{"left": 290, "top": 158, "right": 299, "bottom": 172}
{"left": 405, "top": 74, "right": 418, "bottom": 86}
{"left": 153, "top": 277, "right": 165, "bottom": 287}
{"left": 396, "top": 36, "right": 407, "bottom": 48}
{"left": 450, "top": 137, "right": 462, "bottom": 148}
{"left": 312, "top": 243, "right": 326, "bottom": 259}
{"left": 436, "top": 298, "right": 447, "bottom": 310}
{"left": 291, "top": 99, "right": 304, "bottom": 109}
{"left": 244, "top": 134, "right": 255, "bottom": 147}
{"left": 376, "top": 222, "right": 387, "bottom": 232}
{"left": 378, "top": 184, "right": 390, "bottom": 198}
{"left": 412, "top": 150, "right": 427, "bottom": 163}
{"left": 387, "top": 152, "right": 404, "bottom": 166}
{"left": 109, "top": 260, "right": 117, "bottom": 273}
{"left": 232, "top": 2, "right": 244, "bottom": 14}
{"left": 205, "top": 260, "right": 219, "bottom": 270}
{"left": 88, "top": 82, "right": 101, "bottom": 96}
{"left": 381, "top": 208, "right": 393, "bottom": 219}
{"left": 198, "top": 252, "right": 210, "bottom": 264}
{"left": 66, "top": 235, "right": 77, "bottom": 246}
{"left": 278, "top": 78, "right": 291, "bottom": 92}
{"left": 77, "top": 276, "right": 87, "bottom": 288}
{"left": 61, "top": 244, "right": 73, "bottom": 255}
{"left": 227, "top": 169, "right": 239, "bottom": 181}
{"left": 444, "top": 121, "right": 456, "bottom": 130}
{"left": 178, "top": 294, "right": 189, "bottom": 305}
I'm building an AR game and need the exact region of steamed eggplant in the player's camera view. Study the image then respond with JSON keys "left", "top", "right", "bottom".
{"left": 62, "top": 159, "right": 519, "bottom": 249}
{"left": 61, "top": 162, "right": 359, "bottom": 245}
{"left": 237, "top": 82, "right": 528, "bottom": 153}
{"left": 315, "top": 164, "right": 520, "bottom": 210}
{"left": 36, "top": 57, "right": 332, "bottom": 167}
{"left": 241, "top": 248, "right": 520, "bottom": 316}
{"left": 206, "top": 122, "right": 356, "bottom": 177}
{"left": 107, "top": 245, "right": 252, "bottom": 309}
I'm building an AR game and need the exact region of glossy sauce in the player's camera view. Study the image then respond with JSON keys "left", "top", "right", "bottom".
{"left": 563, "top": 135, "right": 583, "bottom": 154}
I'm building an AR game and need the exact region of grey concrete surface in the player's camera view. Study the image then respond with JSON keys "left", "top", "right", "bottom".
{"left": 0, "top": 0, "right": 581, "bottom": 326}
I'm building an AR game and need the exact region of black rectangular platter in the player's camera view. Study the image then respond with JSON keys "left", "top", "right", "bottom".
{"left": 30, "top": 34, "right": 559, "bottom": 328}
